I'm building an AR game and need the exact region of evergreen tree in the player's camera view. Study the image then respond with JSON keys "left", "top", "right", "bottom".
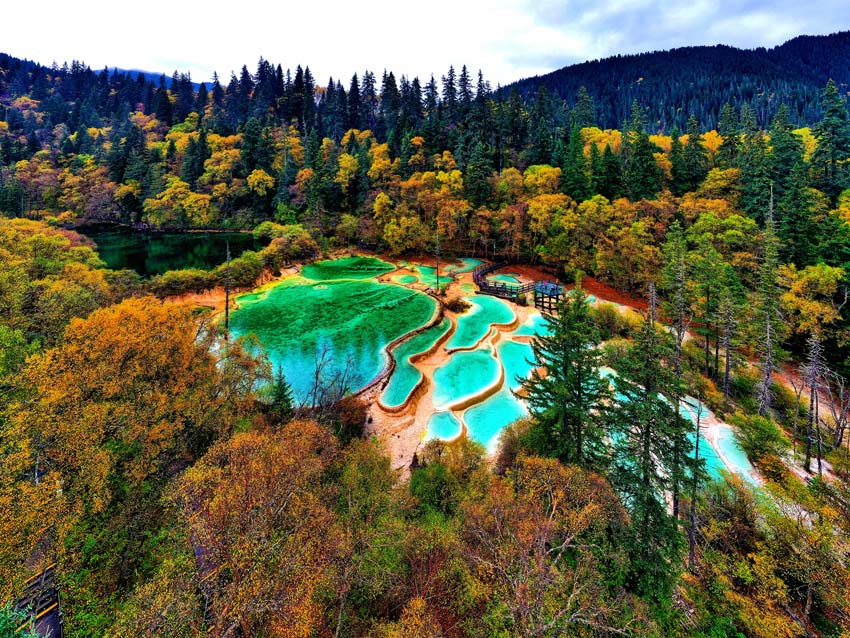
{"left": 813, "top": 79, "right": 850, "bottom": 198}
{"left": 624, "top": 103, "right": 661, "bottom": 200}
{"left": 669, "top": 127, "right": 686, "bottom": 196}
{"left": 681, "top": 115, "right": 708, "bottom": 192}
{"left": 755, "top": 193, "right": 782, "bottom": 416}
{"left": 560, "top": 124, "right": 590, "bottom": 201}
{"left": 521, "top": 285, "right": 611, "bottom": 469}
{"left": 599, "top": 143, "right": 623, "bottom": 199}
{"left": 779, "top": 162, "right": 819, "bottom": 267}
{"left": 241, "top": 117, "right": 273, "bottom": 173}
{"left": 609, "top": 288, "right": 689, "bottom": 598}
{"left": 770, "top": 104, "right": 804, "bottom": 201}
{"left": 268, "top": 366, "right": 295, "bottom": 424}
{"left": 588, "top": 142, "right": 604, "bottom": 195}
{"left": 572, "top": 86, "right": 596, "bottom": 128}
{"left": 347, "top": 73, "right": 362, "bottom": 131}
{"left": 464, "top": 141, "right": 492, "bottom": 207}
{"left": 660, "top": 222, "right": 690, "bottom": 376}
{"left": 739, "top": 128, "right": 773, "bottom": 224}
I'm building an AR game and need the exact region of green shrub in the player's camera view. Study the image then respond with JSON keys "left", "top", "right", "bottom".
{"left": 729, "top": 412, "right": 789, "bottom": 462}
{"left": 728, "top": 368, "right": 760, "bottom": 414}
{"left": 147, "top": 268, "right": 216, "bottom": 297}
{"left": 410, "top": 463, "right": 455, "bottom": 516}
{"left": 592, "top": 302, "right": 621, "bottom": 339}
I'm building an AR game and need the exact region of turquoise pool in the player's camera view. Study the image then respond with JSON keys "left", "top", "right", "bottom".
{"left": 445, "top": 295, "right": 515, "bottom": 350}
{"left": 230, "top": 275, "right": 436, "bottom": 401}
{"left": 432, "top": 348, "right": 500, "bottom": 409}
{"left": 464, "top": 387, "right": 528, "bottom": 452}
{"left": 488, "top": 273, "right": 521, "bottom": 284}
{"left": 499, "top": 340, "right": 536, "bottom": 391}
{"left": 381, "top": 319, "right": 451, "bottom": 408}
{"left": 514, "top": 312, "right": 552, "bottom": 337}
{"left": 301, "top": 256, "right": 395, "bottom": 280}
{"left": 426, "top": 411, "right": 463, "bottom": 441}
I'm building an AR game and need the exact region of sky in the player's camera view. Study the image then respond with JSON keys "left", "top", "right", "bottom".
{"left": 4, "top": 0, "right": 849, "bottom": 87}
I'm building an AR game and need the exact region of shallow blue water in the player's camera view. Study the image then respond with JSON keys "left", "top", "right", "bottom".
{"left": 446, "top": 295, "right": 515, "bottom": 350}
{"left": 426, "top": 411, "right": 463, "bottom": 441}
{"left": 381, "top": 319, "right": 451, "bottom": 408}
{"left": 432, "top": 348, "right": 501, "bottom": 409}
{"left": 464, "top": 387, "right": 528, "bottom": 452}
{"left": 499, "top": 340, "right": 536, "bottom": 391}
{"left": 514, "top": 312, "right": 552, "bottom": 337}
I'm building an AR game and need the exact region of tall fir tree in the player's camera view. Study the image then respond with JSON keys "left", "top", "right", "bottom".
{"left": 609, "top": 286, "right": 689, "bottom": 598}
{"left": 560, "top": 124, "right": 590, "bottom": 201}
{"left": 755, "top": 191, "right": 782, "bottom": 416}
{"left": 813, "top": 79, "right": 850, "bottom": 198}
{"left": 521, "top": 284, "right": 611, "bottom": 469}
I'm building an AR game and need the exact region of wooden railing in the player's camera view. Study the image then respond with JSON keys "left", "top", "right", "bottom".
{"left": 473, "top": 264, "right": 563, "bottom": 309}
{"left": 15, "top": 564, "right": 62, "bottom": 637}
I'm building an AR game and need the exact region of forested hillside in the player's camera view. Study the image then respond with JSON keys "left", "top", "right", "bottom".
{"left": 507, "top": 31, "right": 850, "bottom": 129}
{"left": 1, "top": 41, "right": 850, "bottom": 638}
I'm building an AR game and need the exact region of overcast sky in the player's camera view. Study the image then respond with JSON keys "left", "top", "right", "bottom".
{"left": 4, "top": 0, "right": 849, "bottom": 86}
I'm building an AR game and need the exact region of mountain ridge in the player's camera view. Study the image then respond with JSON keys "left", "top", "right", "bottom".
{"left": 503, "top": 31, "right": 850, "bottom": 130}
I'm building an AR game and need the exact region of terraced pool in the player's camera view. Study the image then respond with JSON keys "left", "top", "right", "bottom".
{"left": 301, "top": 256, "right": 395, "bottom": 280}
{"left": 381, "top": 319, "right": 451, "bottom": 409}
{"left": 432, "top": 348, "right": 501, "bottom": 410}
{"left": 445, "top": 295, "right": 515, "bottom": 350}
{"left": 230, "top": 275, "right": 436, "bottom": 401}
{"left": 426, "top": 411, "right": 463, "bottom": 441}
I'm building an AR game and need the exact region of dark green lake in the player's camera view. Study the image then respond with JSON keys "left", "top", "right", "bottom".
{"left": 78, "top": 227, "right": 263, "bottom": 277}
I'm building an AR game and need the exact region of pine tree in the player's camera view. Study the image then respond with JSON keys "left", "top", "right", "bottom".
{"left": 588, "top": 142, "right": 603, "bottom": 195}
{"left": 717, "top": 102, "right": 740, "bottom": 168}
{"left": 625, "top": 132, "right": 661, "bottom": 200}
{"left": 770, "top": 104, "right": 804, "bottom": 201}
{"left": 268, "top": 366, "right": 295, "bottom": 424}
{"left": 660, "top": 222, "right": 690, "bottom": 376}
{"left": 779, "top": 162, "right": 819, "bottom": 266}
{"left": 572, "top": 86, "right": 596, "bottom": 128}
{"left": 520, "top": 284, "right": 611, "bottom": 469}
{"left": 560, "top": 124, "right": 590, "bottom": 201}
{"left": 813, "top": 79, "right": 850, "bottom": 198}
{"left": 756, "top": 191, "right": 782, "bottom": 416}
{"left": 682, "top": 115, "right": 708, "bottom": 192}
{"left": 739, "top": 127, "right": 773, "bottom": 224}
{"left": 347, "top": 73, "right": 361, "bottom": 131}
{"left": 669, "top": 127, "right": 686, "bottom": 196}
{"left": 599, "top": 143, "right": 623, "bottom": 199}
{"left": 609, "top": 286, "right": 689, "bottom": 597}
{"left": 464, "top": 141, "right": 492, "bottom": 207}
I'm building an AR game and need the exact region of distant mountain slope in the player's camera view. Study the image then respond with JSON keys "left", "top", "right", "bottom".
{"left": 504, "top": 31, "right": 850, "bottom": 130}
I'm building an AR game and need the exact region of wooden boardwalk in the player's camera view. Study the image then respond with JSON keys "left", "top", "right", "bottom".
{"left": 472, "top": 263, "right": 563, "bottom": 311}
{"left": 14, "top": 564, "right": 62, "bottom": 638}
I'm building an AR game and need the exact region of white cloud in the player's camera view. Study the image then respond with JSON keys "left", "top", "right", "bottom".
{"left": 2, "top": 0, "right": 848, "bottom": 86}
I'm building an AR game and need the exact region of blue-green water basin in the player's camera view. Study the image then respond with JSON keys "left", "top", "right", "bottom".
{"left": 432, "top": 348, "right": 500, "bottom": 410}
{"left": 230, "top": 276, "right": 436, "bottom": 401}
{"left": 514, "top": 312, "right": 552, "bottom": 337}
{"left": 301, "top": 256, "right": 395, "bottom": 280}
{"left": 464, "top": 387, "right": 528, "bottom": 452}
{"left": 499, "top": 340, "right": 535, "bottom": 391}
{"left": 381, "top": 319, "right": 451, "bottom": 408}
{"left": 488, "top": 272, "right": 521, "bottom": 284}
{"left": 445, "top": 295, "right": 515, "bottom": 350}
{"left": 426, "top": 411, "right": 463, "bottom": 441}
